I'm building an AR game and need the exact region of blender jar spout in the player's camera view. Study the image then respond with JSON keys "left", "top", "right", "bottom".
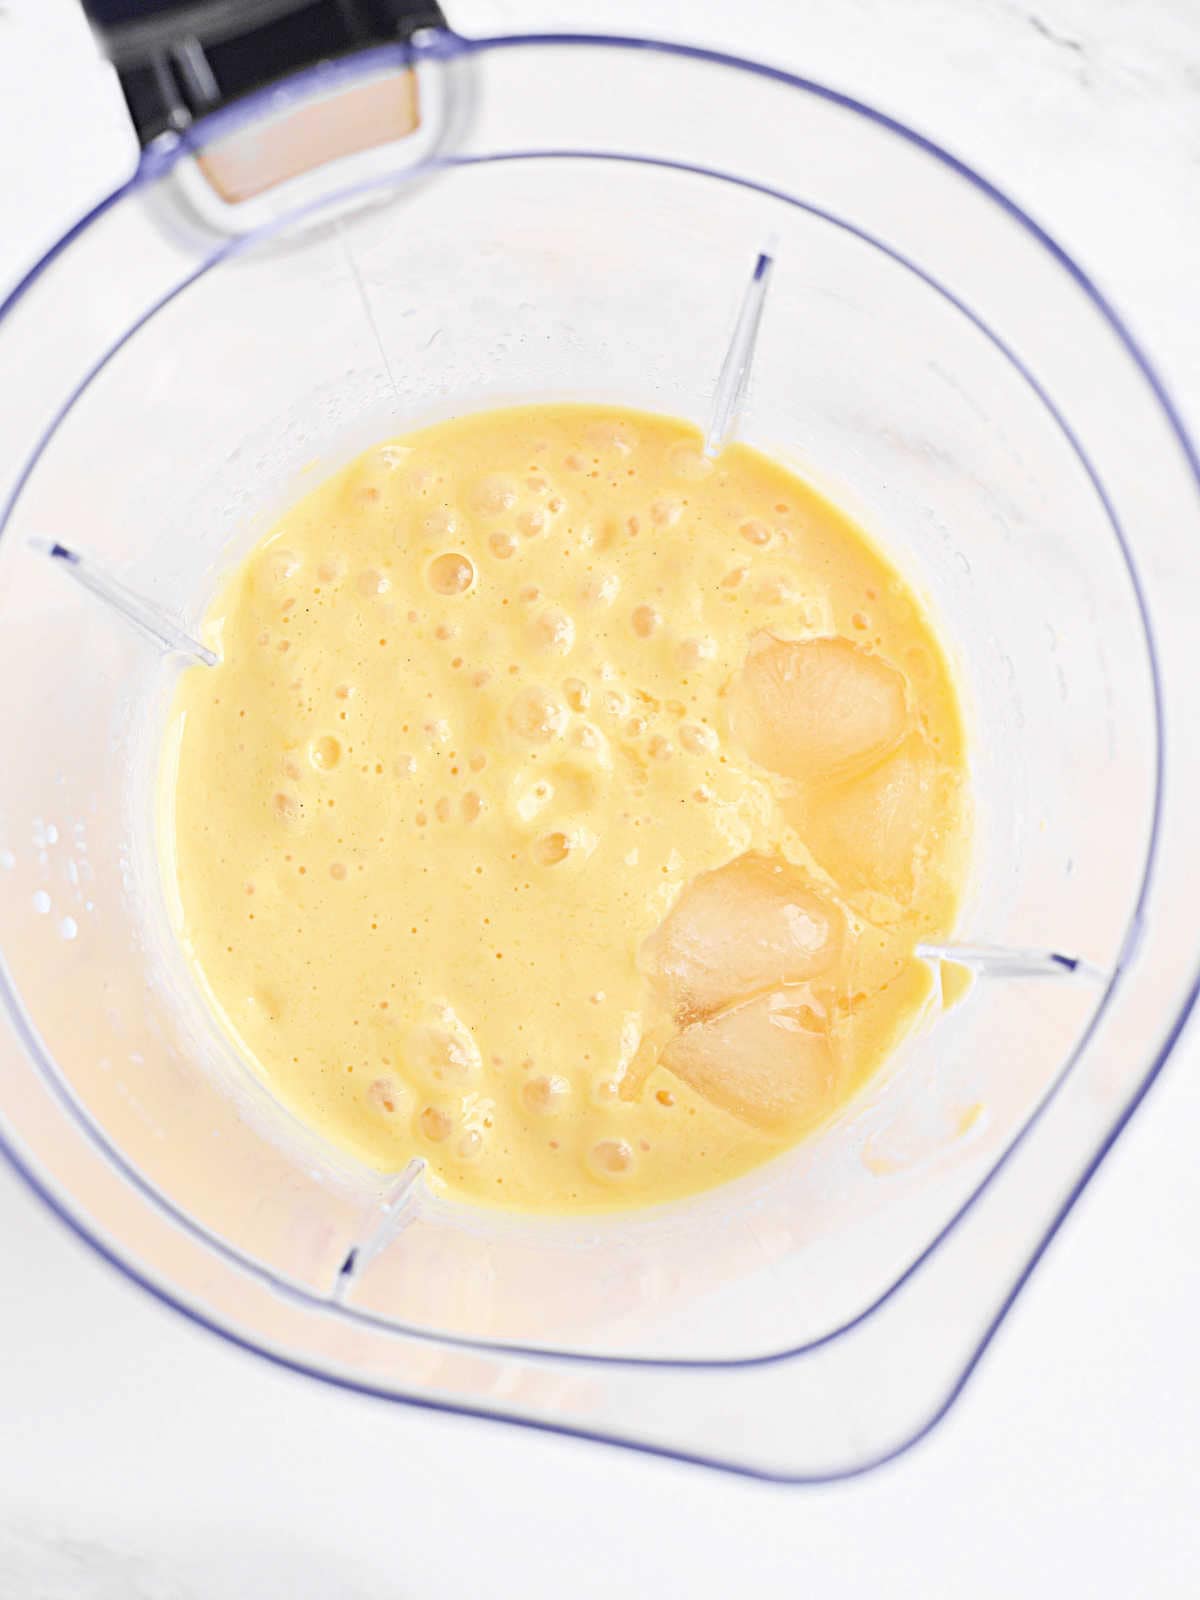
{"left": 79, "top": 1, "right": 468, "bottom": 241}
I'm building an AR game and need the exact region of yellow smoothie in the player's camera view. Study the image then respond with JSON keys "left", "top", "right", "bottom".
{"left": 164, "top": 404, "right": 970, "bottom": 1212}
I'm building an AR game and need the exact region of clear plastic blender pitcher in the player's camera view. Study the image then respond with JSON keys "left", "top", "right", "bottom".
{"left": 1, "top": 8, "right": 1199, "bottom": 1481}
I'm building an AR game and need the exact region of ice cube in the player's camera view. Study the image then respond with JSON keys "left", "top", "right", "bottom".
{"left": 661, "top": 989, "right": 835, "bottom": 1129}
{"left": 731, "top": 633, "right": 908, "bottom": 782}
{"left": 800, "top": 734, "right": 938, "bottom": 901}
{"left": 640, "top": 852, "right": 844, "bottom": 1021}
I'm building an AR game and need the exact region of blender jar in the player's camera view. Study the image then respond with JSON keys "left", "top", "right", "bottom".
{"left": 1, "top": 13, "right": 1199, "bottom": 1481}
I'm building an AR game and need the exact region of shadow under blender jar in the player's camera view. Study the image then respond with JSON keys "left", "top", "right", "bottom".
{"left": 0, "top": 1, "right": 1198, "bottom": 1480}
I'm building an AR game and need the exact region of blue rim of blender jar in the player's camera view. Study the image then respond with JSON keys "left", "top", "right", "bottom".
{"left": 0, "top": 29, "right": 1197, "bottom": 1481}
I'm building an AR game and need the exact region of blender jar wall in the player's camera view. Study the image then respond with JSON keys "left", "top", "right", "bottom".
{"left": 0, "top": 32, "right": 1194, "bottom": 1475}
{"left": 0, "top": 143, "right": 1144, "bottom": 1348}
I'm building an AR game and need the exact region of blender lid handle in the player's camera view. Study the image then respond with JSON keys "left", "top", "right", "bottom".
{"left": 77, "top": 0, "right": 448, "bottom": 147}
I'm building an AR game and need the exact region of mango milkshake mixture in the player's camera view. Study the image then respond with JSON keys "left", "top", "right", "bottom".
{"left": 164, "top": 405, "right": 970, "bottom": 1211}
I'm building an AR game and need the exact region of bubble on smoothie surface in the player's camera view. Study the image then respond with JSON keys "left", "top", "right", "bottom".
{"left": 650, "top": 497, "right": 683, "bottom": 528}
{"left": 266, "top": 548, "right": 301, "bottom": 582}
{"left": 419, "top": 1105, "right": 455, "bottom": 1142}
{"left": 679, "top": 722, "right": 718, "bottom": 755}
{"left": 730, "top": 633, "right": 908, "bottom": 783}
{"left": 507, "top": 686, "right": 568, "bottom": 744}
{"left": 532, "top": 608, "right": 575, "bottom": 654}
{"left": 427, "top": 552, "right": 475, "bottom": 595}
{"left": 423, "top": 507, "right": 458, "bottom": 538}
{"left": 532, "top": 831, "right": 571, "bottom": 867}
{"left": 678, "top": 636, "right": 717, "bottom": 669}
{"left": 310, "top": 735, "right": 341, "bottom": 770}
{"left": 510, "top": 770, "right": 556, "bottom": 823}
{"left": 272, "top": 792, "right": 301, "bottom": 822}
{"left": 589, "top": 1138, "right": 635, "bottom": 1177}
{"left": 631, "top": 604, "right": 661, "bottom": 639}
{"left": 755, "top": 574, "right": 801, "bottom": 607}
{"left": 404, "top": 1019, "right": 481, "bottom": 1089}
{"left": 585, "top": 419, "right": 638, "bottom": 456}
{"left": 522, "top": 1074, "right": 571, "bottom": 1113}
{"left": 368, "top": 1077, "right": 402, "bottom": 1115}
{"left": 563, "top": 677, "right": 590, "bottom": 713}
{"left": 580, "top": 571, "right": 619, "bottom": 607}
{"left": 473, "top": 475, "right": 518, "bottom": 516}
{"left": 457, "top": 1129, "right": 485, "bottom": 1161}
{"left": 640, "top": 852, "right": 844, "bottom": 1023}
{"left": 661, "top": 989, "right": 835, "bottom": 1129}
{"left": 667, "top": 441, "right": 713, "bottom": 481}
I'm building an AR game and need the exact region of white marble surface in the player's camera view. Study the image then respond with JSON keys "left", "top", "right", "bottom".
{"left": 1, "top": 0, "right": 1199, "bottom": 1592}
